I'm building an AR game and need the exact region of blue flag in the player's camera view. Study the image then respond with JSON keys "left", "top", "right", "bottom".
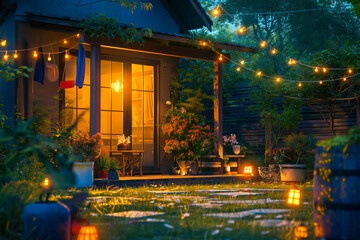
{"left": 34, "top": 47, "right": 45, "bottom": 84}
{"left": 76, "top": 43, "right": 85, "bottom": 88}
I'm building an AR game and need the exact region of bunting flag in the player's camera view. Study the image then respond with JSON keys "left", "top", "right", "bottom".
{"left": 34, "top": 47, "right": 45, "bottom": 84}
{"left": 75, "top": 43, "right": 85, "bottom": 89}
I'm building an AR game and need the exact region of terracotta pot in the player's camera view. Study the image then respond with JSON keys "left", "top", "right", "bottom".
{"left": 279, "top": 164, "right": 306, "bottom": 182}
{"left": 97, "top": 170, "right": 108, "bottom": 178}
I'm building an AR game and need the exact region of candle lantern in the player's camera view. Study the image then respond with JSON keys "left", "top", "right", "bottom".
{"left": 294, "top": 225, "right": 308, "bottom": 239}
{"left": 77, "top": 225, "right": 99, "bottom": 240}
{"left": 244, "top": 166, "right": 252, "bottom": 175}
{"left": 287, "top": 188, "right": 301, "bottom": 206}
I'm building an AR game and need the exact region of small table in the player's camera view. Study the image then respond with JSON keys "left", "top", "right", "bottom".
{"left": 224, "top": 155, "right": 245, "bottom": 174}
{"left": 200, "top": 154, "right": 245, "bottom": 174}
{"left": 110, "top": 150, "right": 144, "bottom": 176}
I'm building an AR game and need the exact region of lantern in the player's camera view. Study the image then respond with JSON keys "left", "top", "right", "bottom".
{"left": 294, "top": 225, "right": 308, "bottom": 239}
{"left": 42, "top": 177, "right": 50, "bottom": 189}
{"left": 287, "top": 188, "right": 301, "bottom": 206}
{"left": 244, "top": 166, "right": 252, "bottom": 175}
{"left": 77, "top": 225, "right": 98, "bottom": 240}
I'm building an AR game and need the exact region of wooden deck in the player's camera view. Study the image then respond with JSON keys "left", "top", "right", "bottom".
{"left": 94, "top": 174, "right": 258, "bottom": 187}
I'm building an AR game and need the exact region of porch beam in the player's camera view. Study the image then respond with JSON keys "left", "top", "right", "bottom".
{"left": 214, "top": 61, "right": 223, "bottom": 174}
{"left": 90, "top": 44, "right": 101, "bottom": 136}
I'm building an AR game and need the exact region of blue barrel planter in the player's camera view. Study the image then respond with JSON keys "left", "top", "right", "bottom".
{"left": 22, "top": 201, "right": 71, "bottom": 240}
{"left": 314, "top": 145, "right": 360, "bottom": 239}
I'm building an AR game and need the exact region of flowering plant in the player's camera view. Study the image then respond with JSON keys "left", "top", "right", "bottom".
{"left": 117, "top": 134, "right": 131, "bottom": 145}
{"left": 223, "top": 134, "right": 238, "bottom": 145}
{"left": 162, "top": 107, "right": 215, "bottom": 161}
{"left": 70, "top": 131, "right": 102, "bottom": 162}
{"left": 265, "top": 147, "right": 296, "bottom": 165}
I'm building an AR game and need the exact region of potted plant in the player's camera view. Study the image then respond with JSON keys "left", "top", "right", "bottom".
{"left": 70, "top": 131, "right": 102, "bottom": 187}
{"left": 108, "top": 158, "right": 119, "bottom": 180}
{"left": 162, "top": 107, "right": 215, "bottom": 175}
{"left": 223, "top": 134, "right": 238, "bottom": 155}
{"left": 279, "top": 132, "right": 316, "bottom": 182}
{"left": 117, "top": 134, "right": 131, "bottom": 150}
{"left": 95, "top": 151, "right": 110, "bottom": 178}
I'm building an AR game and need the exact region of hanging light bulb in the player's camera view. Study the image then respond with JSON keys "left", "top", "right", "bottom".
{"left": 48, "top": 53, "right": 52, "bottom": 62}
{"left": 199, "top": 41, "right": 208, "bottom": 47}
{"left": 240, "top": 60, "right": 245, "bottom": 65}
{"left": 298, "top": 82, "right": 302, "bottom": 87}
{"left": 218, "top": 54, "right": 223, "bottom": 61}
{"left": 343, "top": 77, "right": 347, "bottom": 82}
{"left": 348, "top": 69, "right": 353, "bottom": 74}
{"left": 1, "top": 40, "right": 6, "bottom": 47}
{"left": 76, "top": 33, "right": 80, "bottom": 38}
{"left": 13, "top": 50, "right": 18, "bottom": 59}
{"left": 276, "top": 77, "right": 281, "bottom": 82}
{"left": 63, "top": 39, "right": 68, "bottom": 44}
{"left": 65, "top": 50, "right": 70, "bottom": 60}
{"left": 238, "top": 26, "right": 246, "bottom": 34}
{"left": 322, "top": 68, "right": 327, "bottom": 73}
{"left": 319, "top": 81, "right": 323, "bottom": 85}
{"left": 211, "top": 5, "right": 221, "bottom": 17}
{"left": 236, "top": 67, "right": 241, "bottom": 72}
{"left": 33, "top": 51, "right": 38, "bottom": 58}
{"left": 271, "top": 49, "right": 277, "bottom": 55}
{"left": 288, "top": 59, "right": 293, "bottom": 65}
{"left": 314, "top": 67, "right": 319, "bottom": 73}
{"left": 256, "top": 71, "right": 262, "bottom": 76}
{"left": 3, "top": 51, "right": 8, "bottom": 60}
{"left": 260, "top": 41, "right": 266, "bottom": 48}
{"left": 292, "top": 59, "right": 296, "bottom": 65}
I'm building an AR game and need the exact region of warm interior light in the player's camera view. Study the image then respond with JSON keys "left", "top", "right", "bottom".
{"left": 348, "top": 69, "right": 352, "bottom": 74}
{"left": 271, "top": 49, "right": 277, "bottom": 55}
{"left": 240, "top": 60, "right": 245, "bottom": 65}
{"left": 236, "top": 67, "right": 241, "bottom": 72}
{"left": 287, "top": 188, "right": 301, "bottom": 205}
{"left": 314, "top": 67, "right": 319, "bottom": 72}
{"left": 48, "top": 53, "right": 52, "bottom": 62}
{"left": 1, "top": 40, "right": 6, "bottom": 47}
{"left": 298, "top": 82, "right": 302, "bottom": 87}
{"left": 257, "top": 71, "right": 262, "bottom": 76}
{"left": 33, "top": 51, "right": 38, "bottom": 58}
{"left": 3, "top": 51, "right": 8, "bottom": 60}
{"left": 319, "top": 81, "right": 323, "bottom": 85}
{"left": 294, "top": 225, "right": 308, "bottom": 239}
{"left": 322, "top": 68, "right": 327, "bottom": 73}
{"left": 244, "top": 166, "right": 252, "bottom": 174}
{"left": 343, "top": 77, "right": 347, "bottom": 82}
{"left": 260, "top": 41, "right": 266, "bottom": 48}
{"left": 77, "top": 225, "right": 98, "bottom": 240}
{"left": 13, "top": 50, "right": 18, "bottom": 59}
{"left": 64, "top": 39, "right": 68, "bottom": 44}
{"left": 211, "top": 5, "right": 220, "bottom": 16}
{"left": 111, "top": 80, "right": 122, "bottom": 93}
{"left": 276, "top": 77, "right": 281, "bottom": 82}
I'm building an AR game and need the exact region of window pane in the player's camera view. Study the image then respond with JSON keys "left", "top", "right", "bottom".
{"left": 132, "top": 64, "right": 143, "bottom": 90}
{"left": 65, "top": 87, "right": 76, "bottom": 108}
{"left": 112, "top": 111, "right": 123, "bottom": 134}
{"left": 111, "top": 61, "right": 123, "bottom": 111}
{"left": 102, "top": 134, "right": 111, "bottom": 152}
{"left": 64, "top": 108, "right": 76, "bottom": 128}
{"left": 77, "top": 109, "right": 90, "bottom": 133}
{"left": 101, "top": 110, "right": 111, "bottom": 134}
{"left": 78, "top": 85, "right": 90, "bottom": 109}
{"left": 112, "top": 88, "right": 123, "bottom": 111}
{"left": 144, "top": 92, "right": 154, "bottom": 125}
{"left": 144, "top": 65, "right": 154, "bottom": 91}
{"left": 84, "top": 58, "right": 91, "bottom": 85}
{"left": 132, "top": 91, "right": 143, "bottom": 128}
{"left": 65, "top": 56, "right": 77, "bottom": 81}
{"left": 101, "top": 87, "right": 111, "bottom": 110}
{"left": 101, "top": 60, "right": 111, "bottom": 87}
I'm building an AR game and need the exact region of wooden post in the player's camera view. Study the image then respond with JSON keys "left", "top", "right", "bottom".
{"left": 90, "top": 44, "right": 101, "bottom": 136}
{"left": 356, "top": 98, "right": 360, "bottom": 128}
{"left": 214, "top": 61, "right": 223, "bottom": 174}
{"left": 265, "top": 113, "right": 272, "bottom": 151}
{"left": 123, "top": 62, "right": 132, "bottom": 136}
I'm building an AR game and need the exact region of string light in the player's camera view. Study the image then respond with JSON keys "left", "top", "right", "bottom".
{"left": 33, "top": 51, "right": 38, "bottom": 58}
{"left": 348, "top": 69, "right": 353, "bottom": 74}
{"left": 322, "top": 68, "right": 327, "bottom": 73}
{"left": 314, "top": 67, "right": 319, "bottom": 73}
{"left": 319, "top": 81, "right": 323, "bottom": 84}
{"left": 218, "top": 54, "right": 223, "bottom": 61}
{"left": 63, "top": 39, "right": 68, "bottom": 44}
{"left": 257, "top": 71, "right": 262, "bottom": 76}
{"left": 65, "top": 50, "right": 70, "bottom": 60}
{"left": 240, "top": 60, "right": 245, "bottom": 65}
{"left": 238, "top": 26, "right": 246, "bottom": 34}
{"left": 271, "top": 49, "right": 277, "bottom": 55}
{"left": 236, "top": 67, "right": 241, "bottom": 72}
{"left": 77, "top": 33, "right": 80, "bottom": 38}
{"left": 3, "top": 51, "right": 8, "bottom": 60}
{"left": 211, "top": 5, "right": 221, "bottom": 16}
{"left": 13, "top": 50, "right": 18, "bottom": 59}
{"left": 298, "top": 82, "right": 302, "bottom": 87}
{"left": 260, "top": 41, "right": 266, "bottom": 48}
{"left": 1, "top": 40, "right": 6, "bottom": 47}
{"left": 48, "top": 53, "right": 52, "bottom": 61}
{"left": 199, "top": 41, "right": 208, "bottom": 46}
{"left": 276, "top": 77, "right": 281, "bottom": 82}
{"left": 343, "top": 77, "right": 347, "bottom": 82}
{"left": 288, "top": 59, "right": 294, "bottom": 65}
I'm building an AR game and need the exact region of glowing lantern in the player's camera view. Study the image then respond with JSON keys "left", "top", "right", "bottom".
{"left": 294, "top": 225, "right": 308, "bottom": 239}
{"left": 13, "top": 50, "right": 18, "bottom": 59}
{"left": 287, "top": 188, "right": 301, "bottom": 206}
{"left": 1, "top": 40, "right": 6, "bottom": 46}
{"left": 244, "top": 166, "right": 252, "bottom": 175}
{"left": 260, "top": 41, "right": 266, "bottom": 48}
{"left": 77, "top": 225, "right": 98, "bottom": 240}
{"left": 3, "top": 51, "right": 8, "bottom": 60}
{"left": 42, "top": 177, "right": 50, "bottom": 189}
{"left": 111, "top": 80, "right": 122, "bottom": 93}
{"left": 211, "top": 5, "right": 220, "bottom": 17}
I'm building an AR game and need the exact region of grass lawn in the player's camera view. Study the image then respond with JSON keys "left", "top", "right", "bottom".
{"left": 52, "top": 181, "right": 314, "bottom": 240}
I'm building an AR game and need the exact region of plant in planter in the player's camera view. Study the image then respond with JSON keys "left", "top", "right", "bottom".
{"left": 162, "top": 107, "right": 214, "bottom": 175}
{"left": 117, "top": 134, "right": 131, "bottom": 150}
{"left": 95, "top": 152, "right": 109, "bottom": 178}
{"left": 108, "top": 158, "right": 119, "bottom": 180}
{"left": 223, "top": 134, "right": 238, "bottom": 155}
{"left": 279, "top": 132, "right": 316, "bottom": 182}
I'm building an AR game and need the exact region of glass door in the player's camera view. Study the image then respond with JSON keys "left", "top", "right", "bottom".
{"left": 132, "top": 64, "right": 154, "bottom": 167}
